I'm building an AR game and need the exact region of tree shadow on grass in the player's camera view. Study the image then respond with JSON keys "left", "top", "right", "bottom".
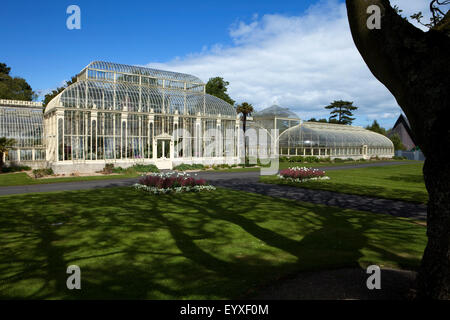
{"left": 262, "top": 177, "right": 428, "bottom": 204}
{"left": 0, "top": 187, "right": 425, "bottom": 299}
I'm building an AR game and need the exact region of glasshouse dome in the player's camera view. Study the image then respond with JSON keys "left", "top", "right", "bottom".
{"left": 278, "top": 121, "right": 394, "bottom": 158}
{"left": 250, "top": 105, "right": 301, "bottom": 135}
{"left": 43, "top": 61, "right": 239, "bottom": 173}
{"left": 253, "top": 105, "right": 300, "bottom": 120}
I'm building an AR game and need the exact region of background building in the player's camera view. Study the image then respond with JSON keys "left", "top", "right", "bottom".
{"left": 249, "top": 105, "right": 394, "bottom": 159}
{"left": 389, "top": 114, "right": 417, "bottom": 151}
{"left": 0, "top": 99, "right": 46, "bottom": 166}
{"left": 390, "top": 114, "right": 425, "bottom": 160}
{"left": 279, "top": 121, "right": 394, "bottom": 158}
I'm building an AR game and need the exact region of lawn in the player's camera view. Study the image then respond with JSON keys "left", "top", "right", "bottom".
{"left": 0, "top": 160, "right": 409, "bottom": 187}
{"left": 187, "top": 159, "right": 409, "bottom": 173}
{"left": 0, "top": 172, "right": 139, "bottom": 187}
{"left": 260, "top": 163, "right": 427, "bottom": 204}
{"left": 0, "top": 187, "right": 426, "bottom": 299}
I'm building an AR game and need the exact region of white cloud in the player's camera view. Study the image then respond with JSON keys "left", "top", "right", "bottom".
{"left": 146, "top": 0, "right": 433, "bottom": 129}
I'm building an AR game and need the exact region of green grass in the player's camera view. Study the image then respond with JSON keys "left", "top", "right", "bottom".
{"left": 278, "top": 160, "right": 406, "bottom": 170}
{"left": 0, "top": 172, "right": 139, "bottom": 187}
{"left": 207, "top": 159, "right": 409, "bottom": 172}
{"left": 261, "top": 163, "right": 427, "bottom": 204}
{"left": 0, "top": 160, "right": 410, "bottom": 186}
{"left": 0, "top": 187, "right": 426, "bottom": 299}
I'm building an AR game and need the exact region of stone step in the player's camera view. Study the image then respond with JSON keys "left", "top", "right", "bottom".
{"left": 154, "top": 160, "right": 173, "bottom": 170}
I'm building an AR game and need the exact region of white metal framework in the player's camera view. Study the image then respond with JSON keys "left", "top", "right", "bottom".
{"left": 1, "top": 64, "right": 395, "bottom": 172}
{"left": 278, "top": 121, "right": 394, "bottom": 158}
{"left": 0, "top": 99, "right": 45, "bottom": 163}
{"left": 44, "top": 61, "right": 239, "bottom": 172}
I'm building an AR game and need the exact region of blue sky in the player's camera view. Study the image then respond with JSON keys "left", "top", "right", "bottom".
{"left": 0, "top": 0, "right": 432, "bottom": 128}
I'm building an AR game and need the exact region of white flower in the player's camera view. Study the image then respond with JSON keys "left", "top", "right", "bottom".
{"left": 133, "top": 183, "right": 216, "bottom": 194}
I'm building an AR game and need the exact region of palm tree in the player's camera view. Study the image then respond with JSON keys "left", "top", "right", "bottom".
{"left": 236, "top": 102, "right": 254, "bottom": 165}
{"left": 0, "top": 137, "right": 16, "bottom": 169}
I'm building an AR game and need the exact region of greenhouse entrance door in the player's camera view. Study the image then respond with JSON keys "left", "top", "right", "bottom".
{"left": 362, "top": 145, "right": 368, "bottom": 158}
{"left": 154, "top": 133, "right": 173, "bottom": 169}
{"left": 157, "top": 140, "right": 171, "bottom": 159}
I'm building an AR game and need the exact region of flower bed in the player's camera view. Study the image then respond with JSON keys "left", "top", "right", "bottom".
{"left": 133, "top": 172, "right": 216, "bottom": 194}
{"left": 278, "top": 167, "right": 330, "bottom": 183}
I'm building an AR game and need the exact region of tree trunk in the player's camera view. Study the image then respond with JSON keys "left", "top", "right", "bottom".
{"left": 346, "top": 0, "right": 450, "bottom": 299}
{"left": 419, "top": 157, "right": 450, "bottom": 298}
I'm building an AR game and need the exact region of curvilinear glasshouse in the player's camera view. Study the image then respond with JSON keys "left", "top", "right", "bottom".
{"left": 0, "top": 61, "right": 394, "bottom": 173}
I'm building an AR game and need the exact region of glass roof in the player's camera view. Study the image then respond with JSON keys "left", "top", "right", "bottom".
{"left": 279, "top": 121, "right": 394, "bottom": 148}
{"left": 46, "top": 80, "right": 236, "bottom": 117}
{"left": 81, "top": 61, "right": 203, "bottom": 84}
{"left": 253, "top": 105, "right": 300, "bottom": 120}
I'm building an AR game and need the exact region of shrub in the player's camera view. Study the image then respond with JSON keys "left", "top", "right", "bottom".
{"left": 112, "top": 166, "right": 125, "bottom": 173}
{"left": 0, "top": 164, "right": 32, "bottom": 173}
{"left": 304, "top": 156, "right": 320, "bottom": 163}
{"left": 289, "top": 156, "right": 304, "bottom": 163}
{"left": 173, "top": 163, "right": 205, "bottom": 171}
{"left": 102, "top": 163, "right": 115, "bottom": 174}
{"left": 212, "top": 164, "right": 232, "bottom": 170}
{"left": 130, "top": 164, "right": 159, "bottom": 173}
{"left": 32, "top": 168, "right": 54, "bottom": 178}
{"left": 239, "top": 162, "right": 257, "bottom": 167}
{"left": 108, "top": 164, "right": 160, "bottom": 174}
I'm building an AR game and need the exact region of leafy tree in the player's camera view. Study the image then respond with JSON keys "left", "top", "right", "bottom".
{"left": 43, "top": 75, "right": 78, "bottom": 107}
{"left": 0, "top": 137, "right": 16, "bottom": 168}
{"left": 346, "top": 0, "right": 450, "bottom": 298}
{"left": 365, "top": 120, "right": 386, "bottom": 135}
{"left": 307, "top": 118, "right": 328, "bottom": 123}
{"left": 389, "top": 133, "right": 406, "bottom": 151}
{"left": 308, "top": 118, "right": 340, "bottom": 124}
{"left": 324, "top": 100, "right": 358, "bottom": 125}
{"left": 236, "top": 102, "right": 254, "bottom": 165}
{"left": 0, "top": 63, "right": 36, "bottom": 101}
{"left": 205, "top": 77, "right": 235, "bottom": 105}
{"left": 328, "top": 118, "right": 340, "bottom": 124}
{"left": 0, "top": 63, "right": 11, "bottom": 75}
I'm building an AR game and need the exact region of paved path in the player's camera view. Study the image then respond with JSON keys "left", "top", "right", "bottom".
{"left": 0, "top": 161, "right": 426, "bottom": 220}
